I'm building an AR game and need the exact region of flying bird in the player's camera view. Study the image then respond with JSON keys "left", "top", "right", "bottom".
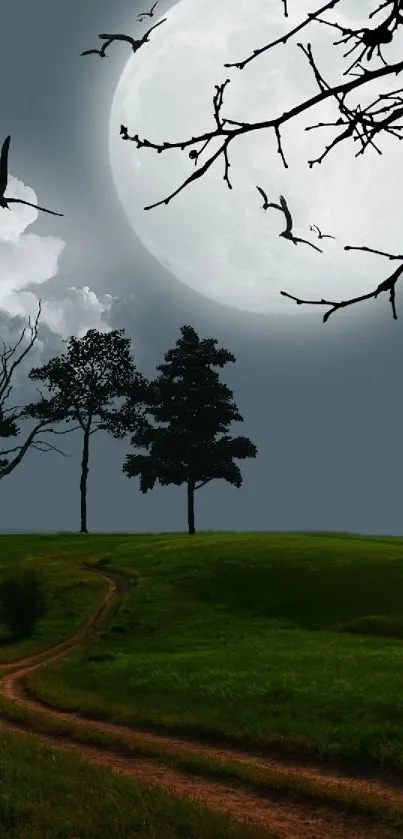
{"left": 256, "top": 185, "right": 271, "bottom": 211}
{"left": 137, "top": 1, "right": 159, "bottom": 22}
{"left": 256, "top": 186, "right": 322, "bottom": 253}
{"left": 81, "top": 38, "right": 113, "bottom": 57}
{"left": 309, "top": 224, "right": 335, "bottom": 240}
{"left": 0, "top": 136, "right": 63, "bottom": 217}
{"left": 81, "top": 19, "right": 167, "bottom": 59}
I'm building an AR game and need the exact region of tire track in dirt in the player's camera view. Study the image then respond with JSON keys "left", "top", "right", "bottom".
{"left": 0, "top": 561, "right": 401, "bottom": 839}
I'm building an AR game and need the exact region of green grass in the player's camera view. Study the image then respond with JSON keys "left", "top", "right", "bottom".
{"left": 10, "top": 530, "right": 403, "bottom": 778}
{"left": 0, "top": 723, "right": 271, "bottom": 839}
{"left": 0, "top": 535, "right": 106, "bottom": 661}
{"left": 0, "top": 690, "right": 402, "bottom": 838}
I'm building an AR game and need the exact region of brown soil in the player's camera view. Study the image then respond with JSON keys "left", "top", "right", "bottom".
{"left": 0, "top": 562, "right": 402, "bottom": 839}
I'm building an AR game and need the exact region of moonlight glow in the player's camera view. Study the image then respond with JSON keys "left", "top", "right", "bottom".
{"left": 109, "top": 0, "right": 403, "bottom": 316}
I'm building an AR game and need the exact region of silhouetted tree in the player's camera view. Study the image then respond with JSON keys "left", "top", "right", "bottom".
{"left": 26, "top": 329, "right": 148, "bottom": 534}
{"left": 0, "top": 301, "right": 74, "bottom": 480}
{"left": 122, "top": 325, "right": 257, "bottom": 534}
{"left": 109, "top": 0, "right": 403, "bottom": 322}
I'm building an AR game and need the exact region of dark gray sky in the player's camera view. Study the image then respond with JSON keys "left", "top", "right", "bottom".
{"left": 1, "top": 0, "right": 403, "bottom": 535}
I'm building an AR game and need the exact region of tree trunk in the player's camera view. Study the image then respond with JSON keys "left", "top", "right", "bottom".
{"left": 187, "top": 479, "right": 195, "bottom": 535}
{"left": 79, "top": 428, "right": 90, "bottom": 533}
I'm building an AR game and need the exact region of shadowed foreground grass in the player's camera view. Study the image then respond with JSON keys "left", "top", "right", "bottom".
{"left": 10, "top": 530, "right": 403, "bottom": 777}
{"left": 0, "top": 724, "right": 270, "bottom": 839}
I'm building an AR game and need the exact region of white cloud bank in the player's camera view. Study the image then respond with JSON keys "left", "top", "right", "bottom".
{"left": 0, "top": 174, "right": 116, "bottom": 340}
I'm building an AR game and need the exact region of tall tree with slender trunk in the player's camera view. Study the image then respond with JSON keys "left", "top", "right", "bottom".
{"left": 122, "top": 324, "right": 257, "bottom": 534}
{"left": 26, "top": 328, "right": 148, "bottom": 533}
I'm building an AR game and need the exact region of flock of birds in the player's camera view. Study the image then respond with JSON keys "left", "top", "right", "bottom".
{"left": 0, "top": 0, "right": 337, "bottom": 252}
{"left": 256, "top": 187, "right": 335, "bottom": 252}
{"left": 81, "top": 1, "right": 163, "bottom": 59}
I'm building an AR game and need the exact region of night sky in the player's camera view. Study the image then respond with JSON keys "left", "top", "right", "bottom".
{"left": 1, "top": 0, "right": 403, "bottom": 534}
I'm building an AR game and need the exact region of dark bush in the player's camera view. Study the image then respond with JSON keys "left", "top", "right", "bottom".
{"left": 0, "top": 566, "right": 48, "bottom": 639}
{"left": 86, "top": 651, "right": 116, "bottom": 663}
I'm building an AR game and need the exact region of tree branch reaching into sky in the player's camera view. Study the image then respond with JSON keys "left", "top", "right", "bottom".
{"left": 0, "top": 301, "right": 76, "bottom": 480}
{"left": 112, "top": 0, "right": 403, "bottom": 322}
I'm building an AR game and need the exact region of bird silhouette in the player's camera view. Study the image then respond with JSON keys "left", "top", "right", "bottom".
{"left": 256, "top": 186, "right": 322, "bottom": 252}
{"left": 0, "top": 136, "right": 63, "bottom": 217}
{"left": 256, "top": 185, "right": 271, "bottom": 211}
{"left": 309, "top": 224, "right": 335, "bottom": 240}
{"left": 137, "top": 1, "right": 159, "bottom": 22}
{"left": 81, "top": 19, "right": 167, "bottom": 59}
{"left": 81, "top": 38, "right": 113, "bottom": 57}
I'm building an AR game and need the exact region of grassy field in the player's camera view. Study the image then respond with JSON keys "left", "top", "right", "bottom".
{"left": 0, "top": 724, "right": 269, "bottom": 839}
{"left": 9, "top": 530, "right": 403, "bottom": 778}
{"left": 0, "top": 534, "right": 106, "bottom": 660}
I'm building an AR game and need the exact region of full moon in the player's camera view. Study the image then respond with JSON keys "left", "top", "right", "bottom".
{"left": 109, "top": 0, "right": 403, "bottom": 316}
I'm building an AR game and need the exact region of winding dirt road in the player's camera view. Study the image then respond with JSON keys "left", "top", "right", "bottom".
{"left": 0, "top": 561, "right": 402, "bottom": 839}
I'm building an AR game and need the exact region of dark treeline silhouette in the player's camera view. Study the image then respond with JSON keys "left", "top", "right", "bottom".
{"left": 110, "top": 0, "right": 403, "bottom": 322}
{"left": 0, "top": 311, "right": 256, "bottom": 535}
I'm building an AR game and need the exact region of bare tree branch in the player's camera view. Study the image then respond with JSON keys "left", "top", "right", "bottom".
{"left": 0, "top": 301, "right": 41, "bottom": 406}
{"left": 0, "top": 418, "right": 73, "bottom": 478}
{"left": 224, "top": 0, "right": 342, "bottom": 70}
{"left": 280, "top": 245, "right": 403, "bottom": 321}
{"left": 0, "top": 302, "right": 77, "bottom": 478}
{"left": 121, "top": 54, "right": 403, "bottom": 210}
{"left": 100, "top": 0, "right": 403, "bottom": 321}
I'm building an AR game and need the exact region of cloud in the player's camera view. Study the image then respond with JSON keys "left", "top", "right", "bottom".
{"left": 0, "top": 174, "right": 117, "bottom": 341}
{"left": 32, "top": 286, "right": 117, "bottom": 338}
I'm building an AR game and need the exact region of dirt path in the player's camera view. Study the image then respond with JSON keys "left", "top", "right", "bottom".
{"left": 0, "top": 561, "right": 402, "bottom": 839}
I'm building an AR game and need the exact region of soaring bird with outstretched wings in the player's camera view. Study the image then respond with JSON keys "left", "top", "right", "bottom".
{"left": 0, "top": 136, "right": 63, "bottom": 216}
{"left": 309, "top": 224, "right": 335, "bottom": 240}
{"left": 81, "top": 38, "right": 113, "bottom": 57}
{"left": 137, "top": 1, "right": 159, "bottom": 22}
{"left": 256, "top": 186, "right": 322, "bottom": 252}
{"left": 81, "top": 19, "right": 166, "bottom": 59}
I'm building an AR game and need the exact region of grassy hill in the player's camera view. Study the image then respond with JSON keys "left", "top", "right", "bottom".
{"left": 3, "top": 530, "right": 403, "bottom": 775}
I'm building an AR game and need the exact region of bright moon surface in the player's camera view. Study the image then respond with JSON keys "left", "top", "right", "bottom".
{"left": 109, "top": 0, "right": 403, "bottom": 316}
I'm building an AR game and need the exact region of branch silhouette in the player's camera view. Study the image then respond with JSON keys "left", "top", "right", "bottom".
{"left": 0, "top": 302, "right": 77, "bottom": 479}
{"left": 121, "top": 52, "right": 403, "bottom": 210}
{"left": 81, "top": 18, "right": 167, "bottom": 59}
{"left": 256, "top": 187, "right": 323, "bottom": 252}
{"left": 0, "top": 137, "right": 63, "bottom": 216}
{"left": 108, "top": 0, "right": 403, "bottom": 320}
{"left": 224, "top": 0, "right": 341, "bottom": 70}
{"left": 137, "top": 1, "right": 160, "bottom": 23}
{"left": 315, "top": 2, "right": 402, "bottom": 77}
{"left": 280, "top": 244, "right": 403, "bottom": 322}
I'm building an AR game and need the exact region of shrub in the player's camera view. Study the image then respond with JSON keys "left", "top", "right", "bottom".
{"left": 0, "top": 566, "right": 48, "bottom": 639}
